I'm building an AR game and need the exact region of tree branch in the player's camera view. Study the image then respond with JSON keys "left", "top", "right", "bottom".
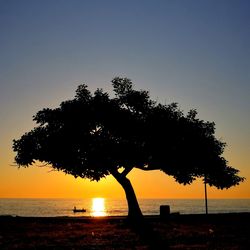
{"left": 109, "top": 168, "right": 121, "bottom": 180}
{"left": 135, "top": 164, "right": 158, "bottom": 171}
{"left": 121, "top": 166, "right": 133, "bottom": 176}
{"left": 37, "top": 163, "right": 49, "bottom": 167}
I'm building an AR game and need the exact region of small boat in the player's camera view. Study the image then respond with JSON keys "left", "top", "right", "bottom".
{"left": 73, "top": 207, "right": 86, "bottom": 213}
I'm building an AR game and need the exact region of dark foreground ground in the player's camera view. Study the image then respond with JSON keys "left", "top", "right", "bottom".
{"left": 0, "top": 213, "right": 250, "bottom": 249}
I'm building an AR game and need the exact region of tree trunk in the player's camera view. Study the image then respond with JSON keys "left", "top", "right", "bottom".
{"left": 112, "top": 171, "right": 143, "bottom": 220}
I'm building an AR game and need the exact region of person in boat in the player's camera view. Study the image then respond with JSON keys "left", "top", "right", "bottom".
{"left": 73, "top": 206, "right": 86, "bottom": 212}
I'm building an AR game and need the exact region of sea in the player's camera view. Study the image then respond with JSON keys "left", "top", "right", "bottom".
{"left": 0, "top": 198, "right": 249, "bottom": 217}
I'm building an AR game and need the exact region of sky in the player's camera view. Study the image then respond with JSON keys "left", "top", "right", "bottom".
{"left": 0, "top": 0, "right": 249, "bottom": 199}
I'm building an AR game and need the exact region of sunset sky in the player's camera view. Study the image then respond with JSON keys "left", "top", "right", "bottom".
{"left": 0, "top": 0, "right": 249, "bottom": 199}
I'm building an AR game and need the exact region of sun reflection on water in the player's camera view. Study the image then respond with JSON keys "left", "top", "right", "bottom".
{"left": 91, "top": 198, "right": 107, "bottom": 217}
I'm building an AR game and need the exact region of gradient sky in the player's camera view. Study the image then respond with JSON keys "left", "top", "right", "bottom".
{"left": 0, "top": 0, "right": 249, "bottom": 199}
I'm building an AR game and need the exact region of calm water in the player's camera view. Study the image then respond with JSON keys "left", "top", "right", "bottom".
{"left": 0, "top": 198, "right": 249, "bottom": 217}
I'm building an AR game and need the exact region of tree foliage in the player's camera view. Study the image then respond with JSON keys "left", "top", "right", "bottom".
{"left": 13, "top": 77, "right": 244, "bottom": 217}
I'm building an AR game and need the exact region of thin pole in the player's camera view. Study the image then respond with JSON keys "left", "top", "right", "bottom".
{"left": 204, "top": 174, "right": 208, "bottom": 214}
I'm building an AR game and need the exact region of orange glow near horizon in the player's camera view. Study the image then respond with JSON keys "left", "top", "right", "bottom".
{"left": 0, "top": 165, "right": 249, "bottom": 199}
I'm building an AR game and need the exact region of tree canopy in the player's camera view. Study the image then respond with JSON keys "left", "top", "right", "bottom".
{"left": 13, "top": 77, "right": 244, "bottom": 218}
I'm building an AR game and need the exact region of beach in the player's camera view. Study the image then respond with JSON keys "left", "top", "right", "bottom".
{"left": 0, "top": 213, "right": 249, "bottom": 249}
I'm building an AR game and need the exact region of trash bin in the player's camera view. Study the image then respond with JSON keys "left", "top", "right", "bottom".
{"left": 160, "top": 205, "right": 170, "bottom": 218}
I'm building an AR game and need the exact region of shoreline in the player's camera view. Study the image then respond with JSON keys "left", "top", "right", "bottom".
{"left": 1, "top": 211, "right": 250, "bottom": 218}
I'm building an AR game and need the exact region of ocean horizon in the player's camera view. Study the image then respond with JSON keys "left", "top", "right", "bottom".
{"left": 0, "top": 198, "right": 250, "bottom": 217}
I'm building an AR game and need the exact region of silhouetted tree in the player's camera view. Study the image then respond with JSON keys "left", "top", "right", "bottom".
{"left": 13, "top": 77, "right": 244, "bottom": 219}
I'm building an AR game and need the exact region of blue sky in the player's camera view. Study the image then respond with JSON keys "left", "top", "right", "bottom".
{"left": 0, "top": 0, "right": 249, "bottom": 198}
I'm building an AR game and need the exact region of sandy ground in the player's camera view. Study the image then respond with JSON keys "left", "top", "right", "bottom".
{"left": 0, "top": 213, "right": 250, "bottom": 249}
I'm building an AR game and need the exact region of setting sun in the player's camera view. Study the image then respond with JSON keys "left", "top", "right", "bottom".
{"left": 91, "top": 198, "right": 106, "bottom": 217}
